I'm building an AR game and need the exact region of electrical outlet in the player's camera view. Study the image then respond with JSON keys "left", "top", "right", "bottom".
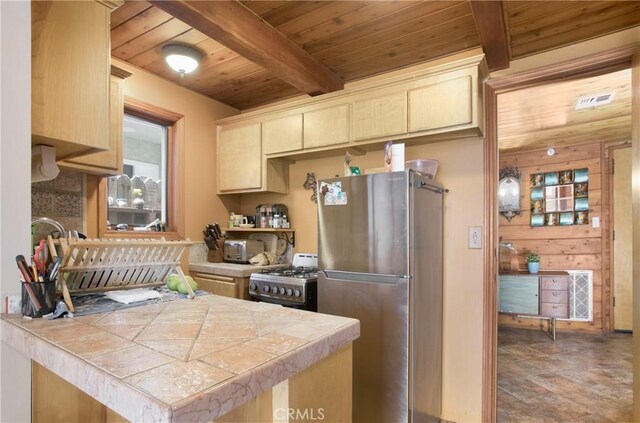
{"left": 592, "top": 216, "right": 600, "bottom": 228}
{"left": 469, "top": 226, "right": 482, "bottom": 249}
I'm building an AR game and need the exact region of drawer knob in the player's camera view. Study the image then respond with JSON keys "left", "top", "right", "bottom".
{"left": 553, "top": 292, "right": 559, "bottom": 296}
{"left": 553, "top": 305, "right": 559, "bottom": 309}
{"left": 552, "top": 278, "right": 557, "bottom": 282}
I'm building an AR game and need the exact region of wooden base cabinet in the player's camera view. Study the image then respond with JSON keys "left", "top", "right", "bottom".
{"left": 190, "top": 272, "right": 251, "bottom": 300}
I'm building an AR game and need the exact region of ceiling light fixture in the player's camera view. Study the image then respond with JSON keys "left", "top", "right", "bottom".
{"left": 162, "top": 44, "right": 203, "bottom": 78}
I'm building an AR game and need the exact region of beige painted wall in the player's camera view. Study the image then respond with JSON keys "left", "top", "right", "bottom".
{"left": 110, "top": 58, "right": 240, "bottom": 240}
{"left": 241, "top": 138, "right": 485, "bottom": 422}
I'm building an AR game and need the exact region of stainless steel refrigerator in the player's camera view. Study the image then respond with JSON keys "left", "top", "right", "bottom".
{"left": 317, "top": 170, "right": 443, "bottom": 423}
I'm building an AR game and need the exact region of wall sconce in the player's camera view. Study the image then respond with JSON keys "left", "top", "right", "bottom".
{"left": 162, "top": 44, "right": 203, "bottom": 78}
{"left": 498, "top": 165, "right": 521, "bottom": 222}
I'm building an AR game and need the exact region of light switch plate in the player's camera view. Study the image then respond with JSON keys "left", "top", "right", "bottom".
{"left": 469, "top": 226, "right": 482, "bottom": 249}
{"left": 592, "top": 216, "right": 600, "bottom": 228}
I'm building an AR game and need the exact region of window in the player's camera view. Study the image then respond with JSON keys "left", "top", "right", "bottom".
{"left": 107, "top": 114, "right": 168, "bottom": 229}
{"left": 98, "top": 98, "right": 184, "bottom": 239}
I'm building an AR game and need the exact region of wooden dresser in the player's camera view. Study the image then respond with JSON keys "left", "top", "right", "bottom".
{"left": 499, "top": 271, "right": 570, "bottom": 339}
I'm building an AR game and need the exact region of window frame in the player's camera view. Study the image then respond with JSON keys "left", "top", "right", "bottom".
{"left": 98, "top": 97, "right": 185, "bottom": 240}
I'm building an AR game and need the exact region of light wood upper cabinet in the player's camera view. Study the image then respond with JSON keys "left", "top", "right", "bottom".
{"left": 217, "top": 122, "right": 289, "bottom": 194}
{"left": 303, "top": 104, "right": 350, "bottom": 149}
{"left": 59, "top": 67, "right": 131, "bottom": 175}
{"left": 214, "top": 52, "right": 485, "bottom": 194}
{"left": 32, "top": 1, "right": 114, "bottom": 159}
{"left": 218, "top": 123, "right": 262, "bottom": 192}
{"left": 262, "top": 114, "right": 303, "bottom": 155}
{"left": 408, "top": 76, "right": 472, "bottom": 133}
{"left": 352, "top": 92, "right": 406, "bottom": 141}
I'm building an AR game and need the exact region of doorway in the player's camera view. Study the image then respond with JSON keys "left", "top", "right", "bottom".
{"left": 482, "top": 46, "right": 639, "bottom": 422}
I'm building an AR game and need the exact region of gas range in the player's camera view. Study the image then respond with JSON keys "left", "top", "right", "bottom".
{"left": 249, "top": 253, "right": 318, "bottom": 311}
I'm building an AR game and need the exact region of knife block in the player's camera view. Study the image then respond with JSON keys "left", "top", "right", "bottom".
{"left": 207, "top": 240, "right": 223, "bottom": 263}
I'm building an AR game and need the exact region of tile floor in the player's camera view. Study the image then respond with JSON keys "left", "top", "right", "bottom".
{"left": 498, "top": 327, "right": 632, "bottom": 423}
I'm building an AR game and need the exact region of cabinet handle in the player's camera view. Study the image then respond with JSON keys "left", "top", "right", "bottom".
{"left": 553, "top": 305, "right": 559, "bottom": 309}
{"left": 553, "top": 292, "right": 559, "bottom": 296}
{"left": 552, "top": 278, "right": 557, "bottom": 282}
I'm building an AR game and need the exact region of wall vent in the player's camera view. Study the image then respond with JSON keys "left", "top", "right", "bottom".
{"left": 575, "top": 92, "right": 616, "bottom": 110}
{"left": 567, "top": 270, "right": 593, "bottom": 321}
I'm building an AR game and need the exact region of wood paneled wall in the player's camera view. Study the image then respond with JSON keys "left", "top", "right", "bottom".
{"left": 498, "top": 142, "right": 608, "bottom": 333}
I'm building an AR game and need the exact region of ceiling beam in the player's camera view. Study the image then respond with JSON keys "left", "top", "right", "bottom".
{"left": 148, "top": 1, "right": 344, "bottom": 96}
{"left": 469, "top": 0, "right": 510, "bottom": 71}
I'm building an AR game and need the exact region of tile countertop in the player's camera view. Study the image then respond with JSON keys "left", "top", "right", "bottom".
{"left": 1, "top": 295, "right": 359, "bottom": 422}
{"left": 188, "top": 261, "right": 287, "bottom": 277}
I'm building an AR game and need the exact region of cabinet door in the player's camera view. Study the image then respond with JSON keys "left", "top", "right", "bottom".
{"left": 32, "top": 1, "right": 110, "bottom": 158}
{"left": 263, "top": 114, "right": 303, "bottom": 155}
{"left": 191, "top": 273, "right": 238, "bottom": 298}
{"left": 303, "top": 104, "right": 350, "bottom": 149}
{"left": 353, "top": 92, "right": 406, "bottom": 141}
{"left": 499, "top": 275, "right": 539, "bottom": 315}
{"left": 59, "top": 71, "right": 127, "bottom": 175}
{"left": 218, "top": 123, "right": 262, "bottom": 191}
{"left": 408, "top": 76, "right": 472, "bottom": 133}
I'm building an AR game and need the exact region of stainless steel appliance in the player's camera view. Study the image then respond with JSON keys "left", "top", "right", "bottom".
{"left": 317, "top": 170, "right": 444, "bottom": 422}
{"left": 223, "top": 239, "right": 264, "bottom": 263}
{"left": 249, "top": 253, "right": 317, "bottom": 311}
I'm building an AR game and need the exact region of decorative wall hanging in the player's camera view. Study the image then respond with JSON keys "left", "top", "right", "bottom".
{"left": 303, "top": 172, "right": 318, "bottom": 203}
{"left": 530, "top": 168, "right": 589, "bottom": 227}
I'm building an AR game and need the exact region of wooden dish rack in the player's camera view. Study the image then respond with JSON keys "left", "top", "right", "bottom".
{"left": 56, "top": 238, "right": 194, "bottom": 311}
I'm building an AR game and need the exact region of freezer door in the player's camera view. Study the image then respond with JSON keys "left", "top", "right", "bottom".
{"left": 317, "top": 172, "right": 409, "bottom": 276}
{"left": 319, "top": 270, "right": 409, "bottom": 422}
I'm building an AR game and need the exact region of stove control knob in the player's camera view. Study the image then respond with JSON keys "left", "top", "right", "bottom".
{"left": 279, "top": 287, "right": 286, "bottom": 295}
{"left": 286, "top": 288, "right": 293, "bottom": 296}
{"left": 249, "top": 283, "right": 257, "bottom": 291}
{"left": 293, "top": 289, "right": 301, "bottom": 298}
{"left": 262, "top": 285, "right": 270, "bottom": 293}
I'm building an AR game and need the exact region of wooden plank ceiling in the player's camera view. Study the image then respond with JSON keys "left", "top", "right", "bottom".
{"left": 110, "top": 1, "right": 640, "bottom": 110}
{"left": 498, "top": 68, "right": 632, "bottom": 152}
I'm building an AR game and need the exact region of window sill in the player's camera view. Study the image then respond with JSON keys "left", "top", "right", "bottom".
{"left": 100, "top": 231, "right": 184, "bottom": 241}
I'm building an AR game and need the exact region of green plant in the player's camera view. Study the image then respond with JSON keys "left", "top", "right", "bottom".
{"left": 525, "top": 252, "right": 540, "bottom": 263}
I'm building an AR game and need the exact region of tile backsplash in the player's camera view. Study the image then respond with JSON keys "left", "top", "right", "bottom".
{"left": 32, "top": 170, "right": 85, "bottom": 233}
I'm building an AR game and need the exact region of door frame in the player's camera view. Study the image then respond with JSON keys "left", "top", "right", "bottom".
{"left": 482, "top": 45, "right": 638, "bottom": 422}
{"left": 608, "top": 143, "right": 633, "bottom": 331}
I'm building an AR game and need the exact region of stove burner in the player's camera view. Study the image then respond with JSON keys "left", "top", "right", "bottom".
{"left": 262, "top": 266, "right": 318, "bottom": 278}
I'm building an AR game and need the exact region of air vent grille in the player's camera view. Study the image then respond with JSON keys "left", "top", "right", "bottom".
{"left": 575, "top": 92, "right": 616, "bottom": 110}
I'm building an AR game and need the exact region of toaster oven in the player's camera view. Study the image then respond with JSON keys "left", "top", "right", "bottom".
{"left": 223, "top": 239, "right": 264, "bottom": 263}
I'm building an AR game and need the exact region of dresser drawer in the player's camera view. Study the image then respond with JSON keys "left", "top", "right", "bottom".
{"left": 540, "top": 290, "right": 568, "bottom": 304}
{"left": 540, "top": 303, "right": 569, "bottom": 318}
{"left": 540, "top": 276, "right": 569, "bottom": 291}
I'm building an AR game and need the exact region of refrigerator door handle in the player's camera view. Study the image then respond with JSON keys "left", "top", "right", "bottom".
{"left": 415, "top": 180, "right": 449, "bottom": 194}
{"left": 322, "top": 270, "right": 410, "bottom": 285}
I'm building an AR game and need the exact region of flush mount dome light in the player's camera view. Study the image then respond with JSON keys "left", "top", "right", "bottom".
{"left": 162, "top": 44, "right": 203, "bottom": 77}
